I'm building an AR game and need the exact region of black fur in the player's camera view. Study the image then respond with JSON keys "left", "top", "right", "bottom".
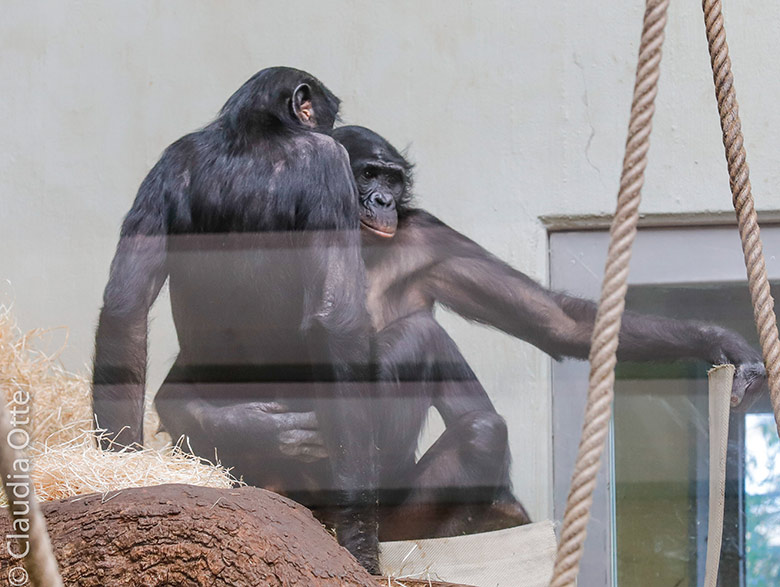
{"left": 157, "top": 124, "right": 766, "bottom": 547}
{"left": 92, "top": 68, "right": 380, "bottom": 571}
{"left": 334, "top": 125, "right": 765, "bottom": 408}
{"left": 333, "top": 125, "right": 766, "bottom": 537}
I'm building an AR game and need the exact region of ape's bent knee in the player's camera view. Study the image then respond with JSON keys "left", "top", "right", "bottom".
{"left": 458, "top": 411, "right": 509, "bottom": 455}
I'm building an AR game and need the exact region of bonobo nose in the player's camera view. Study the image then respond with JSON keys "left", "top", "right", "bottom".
{"left": 371, "top": 193, "right": 395, "bottom": 209}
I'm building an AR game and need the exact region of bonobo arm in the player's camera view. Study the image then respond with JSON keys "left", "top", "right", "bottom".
{"left": 92, "top": 152, "right": 183, "bottom": 448}
{"left": 416, "top": 211, "right": 765, "bottom": 405}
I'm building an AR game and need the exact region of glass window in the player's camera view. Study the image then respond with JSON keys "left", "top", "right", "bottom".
{"left": 551, "top": 226, "right": 780, "bottom": 587}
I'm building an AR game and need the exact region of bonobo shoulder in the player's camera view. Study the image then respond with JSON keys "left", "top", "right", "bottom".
{"left": 162, "top": 133, "right": 199, "bottom": 164}
{"left": 299, "top": 131, "right": 347, "bottom": 153}
{"left": 401, "top": 208, "right": 446, "bottom": 229}
{"left": 399, "top": 209, "right": 454, "bottom": 242}
{"left": 281, "top": 132, "right": 350, "bottom": 164}
{"left": 398, "top": 208, "right": 490, "bottom": 261}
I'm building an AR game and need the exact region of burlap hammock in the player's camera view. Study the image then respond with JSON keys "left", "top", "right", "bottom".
{"left": 3, "top": 0, "right": 780, "bottom": 585}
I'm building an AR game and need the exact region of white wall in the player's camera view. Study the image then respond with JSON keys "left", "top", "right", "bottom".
{"left": 2, "top": 0, "right": 780, "bottom": 521}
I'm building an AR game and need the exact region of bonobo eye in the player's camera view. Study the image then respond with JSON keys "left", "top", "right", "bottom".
{"left": 387, "top": 171, "right": 403, "bottom": 188}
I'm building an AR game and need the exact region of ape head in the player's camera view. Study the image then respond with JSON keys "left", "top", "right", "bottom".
{"left": 332, "top": 126, "right": 414, "bottom": 239}
{"left": 219, "top": 67, "right": 341, "bottom": 136}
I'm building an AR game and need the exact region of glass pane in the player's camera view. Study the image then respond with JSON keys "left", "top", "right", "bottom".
{"left": 746, "top": 413, "right": 780, "bottom": 585}
{"left": 614, "top": 281, "right": 777, "bottom": 587}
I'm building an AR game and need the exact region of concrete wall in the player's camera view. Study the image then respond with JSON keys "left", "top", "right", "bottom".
{"left": 2, "top": 0, "right": 780, "bottom": 521}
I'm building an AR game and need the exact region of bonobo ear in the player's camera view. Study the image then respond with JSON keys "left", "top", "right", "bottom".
{"left": 291, "top": 83, "right": 316, "bottom": 128}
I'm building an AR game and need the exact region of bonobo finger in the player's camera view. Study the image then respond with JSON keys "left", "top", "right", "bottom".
{"left": 262, "top": 402, "right": 292, "bottom": 414}
{"left": 279, "top": 429, "right": 325, "bottom": 447}
{"left": 278, "top": 411, "right": 320, "bottom": 431}
{"left": 279, "top": 441, "right": 329, "bottom": 461}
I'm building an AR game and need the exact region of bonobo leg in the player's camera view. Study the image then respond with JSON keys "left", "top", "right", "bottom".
{"left": 297, "top": 230, "right": 377, "bottom": 571}
{"left": 379, "top": 411, "right": 531, "bottom": 541}
{"left": 373, "top": 311, "right": 530, "bottom": 541}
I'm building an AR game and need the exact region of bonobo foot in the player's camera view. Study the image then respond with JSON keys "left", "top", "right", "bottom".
{"left": 338, "top": 518, "right": 380, "bottom": 574}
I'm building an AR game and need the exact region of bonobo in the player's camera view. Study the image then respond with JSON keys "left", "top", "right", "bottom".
{"left": 331, "top": 125, "right": 764, "bottom": 404}
{"left": 334, "top": 124, "right": 765, "bottom": 534}
{"left": 92, "top": 68, "right": 379, "bottom": 571}
{"left": 152, "top": 124, "right": 767, "bottom": 550}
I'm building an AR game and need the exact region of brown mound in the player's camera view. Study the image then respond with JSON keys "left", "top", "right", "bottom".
{"left": 1, "top": 484, "right": 375, "bottom": 586}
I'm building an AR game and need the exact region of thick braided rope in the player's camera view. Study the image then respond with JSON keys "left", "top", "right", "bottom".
{"left": 0, "top": 397, "right": 63, "bottom": 586}
{"left": 548, "top": 1, "right": 669, "bottom": 585}
{"left": 702, "top": 0, "right": 780, "bottom": 435}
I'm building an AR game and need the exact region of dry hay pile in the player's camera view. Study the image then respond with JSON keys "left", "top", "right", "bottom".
{"left": 0, "top": 305, "right": 236, "bottom": 503}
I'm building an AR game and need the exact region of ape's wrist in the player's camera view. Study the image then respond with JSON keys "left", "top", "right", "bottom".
{"left": 700, "top": 324, "right": 759, "bottom": 365}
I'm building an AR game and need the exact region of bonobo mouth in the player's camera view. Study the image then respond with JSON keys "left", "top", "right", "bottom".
{"left": 360, "top": 219, "right": 396, "bottom": 238}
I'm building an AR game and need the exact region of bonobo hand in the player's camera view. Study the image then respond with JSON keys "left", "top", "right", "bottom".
{"left": 209, "top": 401, "right": 327, "bottom": 463}
{"left": 730, "top": 360, "right": 766, "bottom": 409}
{"left": 710, "top": 326, "right": 767, "bottom": 408}
{"left": 255, "top": 402, "right": 328, "bottom": 463}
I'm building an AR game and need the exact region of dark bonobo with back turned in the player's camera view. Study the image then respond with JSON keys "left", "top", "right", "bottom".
{"left": 92, "top": 68, "right": 380, "bottom": 571}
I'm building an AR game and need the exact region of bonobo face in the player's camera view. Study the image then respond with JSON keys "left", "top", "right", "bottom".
{"left": 353, "top": 160, "right": 404, "bottom": 238}
{"left": 332, "top": 126, "right": 413, "bottom": 240}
